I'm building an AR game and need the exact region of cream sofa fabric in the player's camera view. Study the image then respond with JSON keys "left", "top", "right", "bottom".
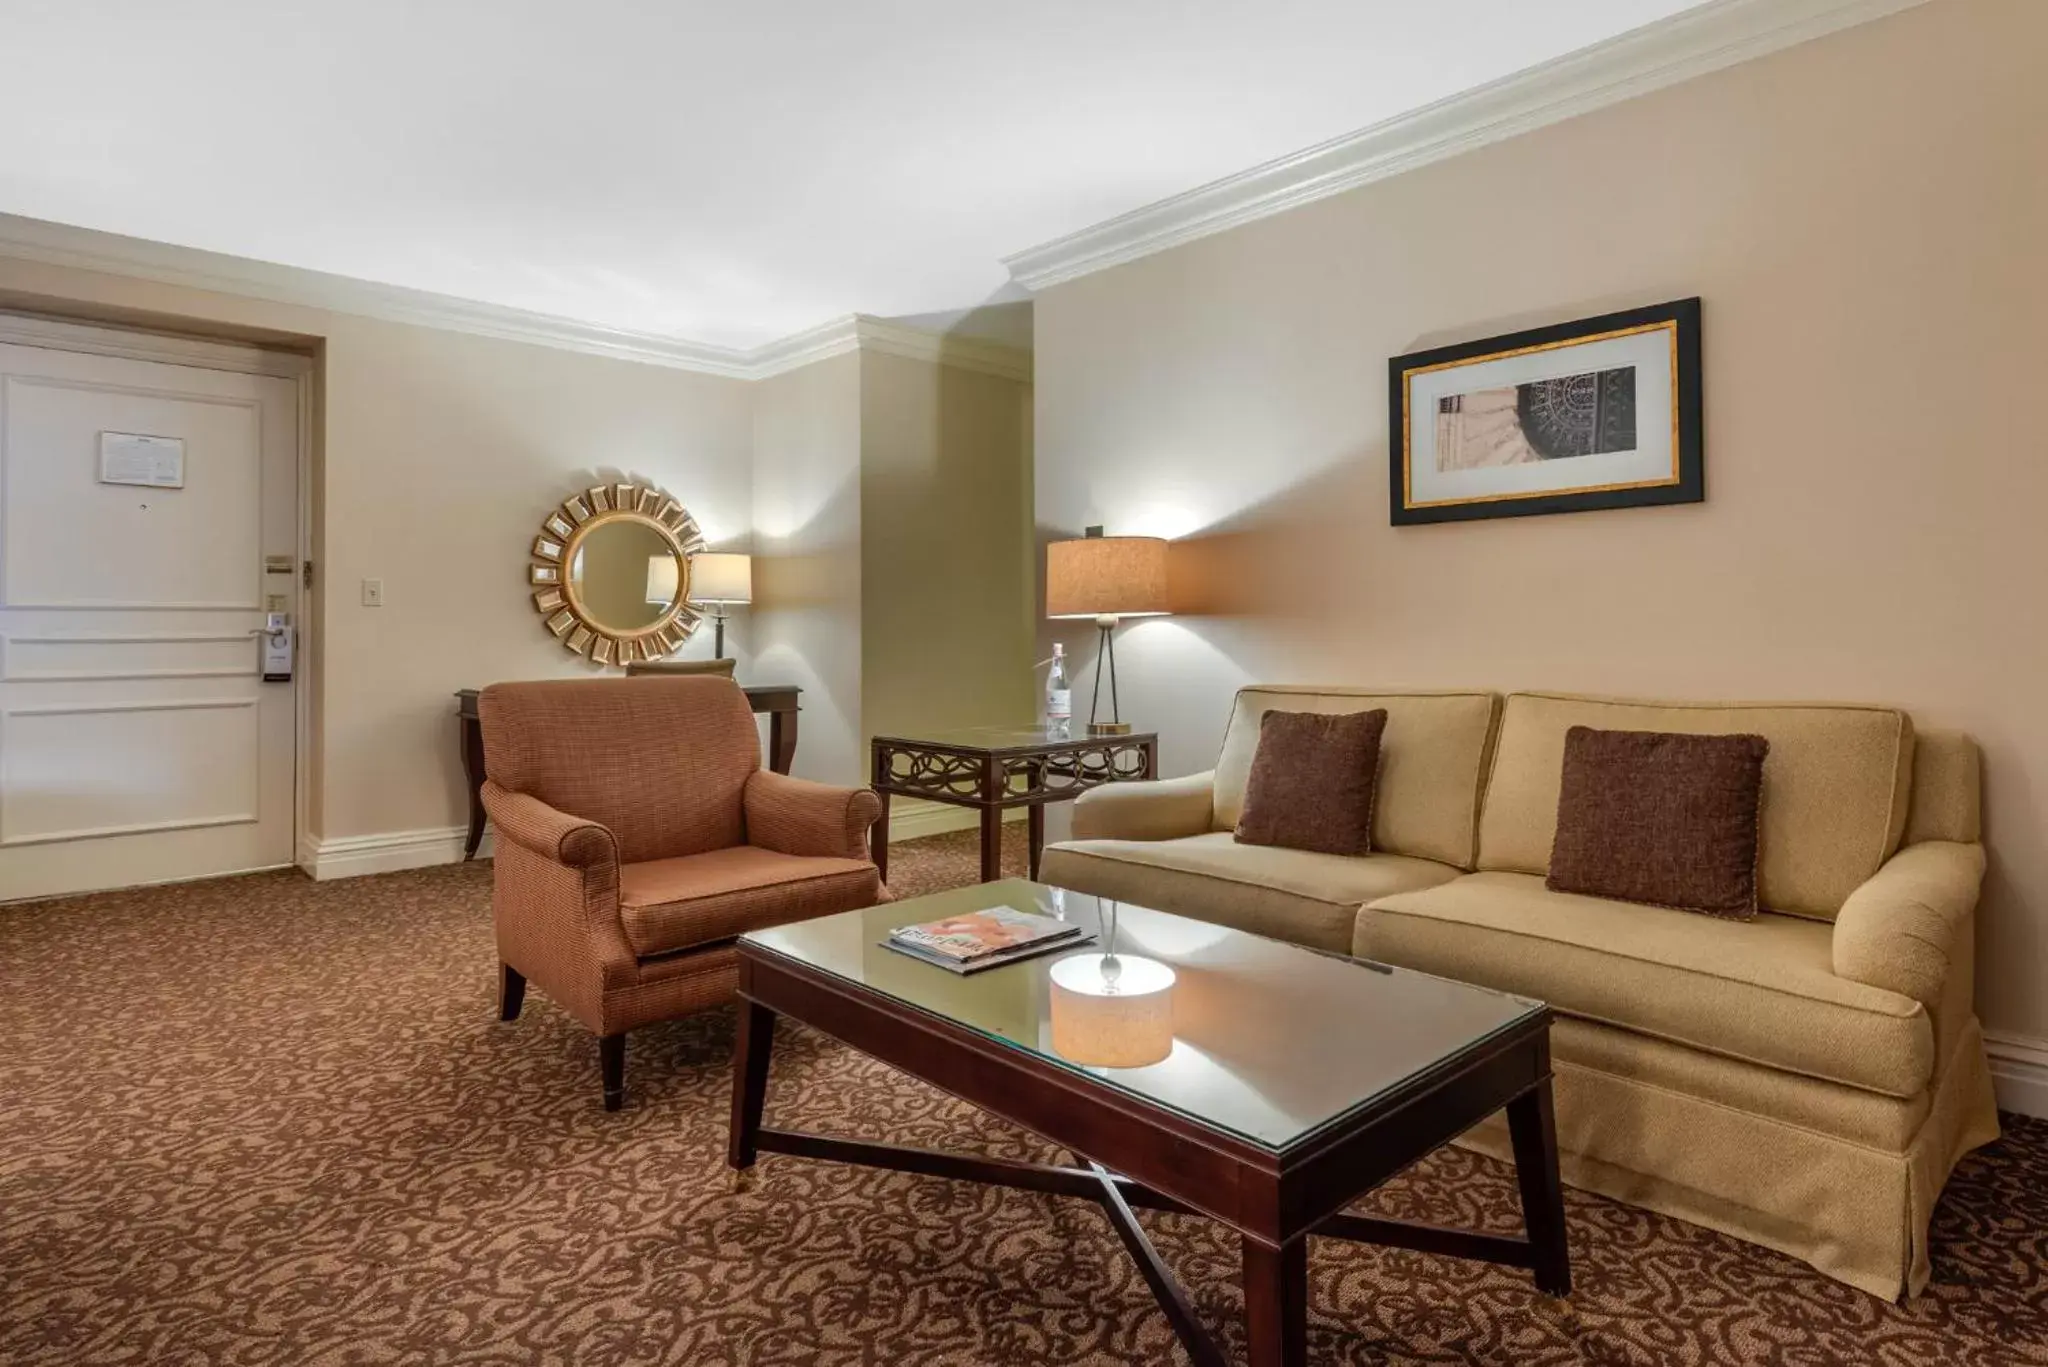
{"left": 1210, "top": 687, "right": 1498, "bottom": 867}
{"left": 1477, "top": 693, "right": 1914, "bottom": 920}
{"left": 1038, "top": 685, "right": 1999, "bottom": 1300}
{"left": 1358, "top": 872, "right": 1933, "bottom": 1097}
{"left": 1040, "top": 833, "right": 1459, "bottom": 952}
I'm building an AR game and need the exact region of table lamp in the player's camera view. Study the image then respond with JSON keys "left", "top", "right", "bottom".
{"left": 687, "top": 552, "right": 753, "bottom": 659}
{"left": 1050, "top": 900, "right": 1176, "bottom": 1068}
{"left": 1044, "top": 527, "right": 1169, "bottom": 735}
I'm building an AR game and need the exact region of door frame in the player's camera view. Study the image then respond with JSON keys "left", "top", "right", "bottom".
{"left": 0, "top": 310, "right": 317, "bottom": 878}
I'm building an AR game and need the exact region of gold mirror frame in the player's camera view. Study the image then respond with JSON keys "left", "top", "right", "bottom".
{"left": 527, "top": 482, "right": 707, "bottom": 666}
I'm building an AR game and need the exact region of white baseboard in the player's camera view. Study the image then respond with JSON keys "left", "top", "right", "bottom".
{"left": 888, "top": 799, "right": 1028, "bottom": 842}
{"left": 1986, "top": 1031, "right": 2048, "bottom": 1120}
{"left": 299, "top": 825, "right": 492, "bottom": 881}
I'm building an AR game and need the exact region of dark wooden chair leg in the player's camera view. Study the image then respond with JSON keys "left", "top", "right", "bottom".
{"left": 497, "top": 963, "right": 526, "bottom": 1021}
{"left": 1507, "top": 1076, "right": 1572, "bottom": 1297}
{"left": 599, "top": 1033, "right": 627, "bottom": 1112}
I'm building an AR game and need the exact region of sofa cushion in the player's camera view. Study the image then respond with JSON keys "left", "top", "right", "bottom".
{"left": 618, "top": 846, "right": 880, "bottom": 958}
{"left": 1039, "top": 832, "right": 1461, "bottom": 952}
{"left": 1235, "top": 708, "right": 1387, "bottom": 856}
{"left": 1478, "top": 693, "right": 1913, "bottom": 920}
{"left": 1547, "top": 727, "right": 1769, "bottom": 919}
{"left": 1212, "top": 687, "right": 1499, "bottom": 869}
{"left": 1358, "top": 873, "right": 1933, "bottom": 1097}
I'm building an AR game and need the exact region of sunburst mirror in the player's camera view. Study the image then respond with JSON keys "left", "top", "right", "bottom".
{"left": 528, "top": 483, "right": 707, "bottom": 666}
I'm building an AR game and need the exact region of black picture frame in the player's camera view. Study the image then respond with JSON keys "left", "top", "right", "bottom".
{"left": 1387, "top": 297, "right": 1703, "bottom": 525}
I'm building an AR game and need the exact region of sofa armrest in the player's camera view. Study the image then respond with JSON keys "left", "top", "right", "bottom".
{"left": 1832, "top": 840, "right": 1985, "bottom": 1011}
{"left": 1071, "top": 770, "right": 1216, "bottom": 842}
{"left": 481, "top": 781, "right": 618, "bottom": 870}
{"left": 744, "top": 769, "right": 882, "bottom": 861}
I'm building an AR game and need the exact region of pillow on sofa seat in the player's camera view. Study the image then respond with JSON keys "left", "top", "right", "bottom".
{"left": 1356, "top": 872, "right": 1932, "bottom": 1098}
{"left": 1235, "top": 708, "right": 1387, "bottom": 856}
{"left": 1547, "top": 726, "right": 1769, "bottom": 919}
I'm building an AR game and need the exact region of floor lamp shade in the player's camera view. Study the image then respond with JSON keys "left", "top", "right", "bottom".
{"left": 1045, "top": 537, "right": 1169, "bottom": 619}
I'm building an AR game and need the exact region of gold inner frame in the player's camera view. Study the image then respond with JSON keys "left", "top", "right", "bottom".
{"left": 528, "top": 482, "right": 708, "bottom": 666}
{"left": 1400, "top": 319, "right": 1681, "bottom": 510}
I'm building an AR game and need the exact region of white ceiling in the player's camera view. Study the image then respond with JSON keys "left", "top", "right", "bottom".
{"left": 0, "top": 0, "right": 1710, "bottom": 350}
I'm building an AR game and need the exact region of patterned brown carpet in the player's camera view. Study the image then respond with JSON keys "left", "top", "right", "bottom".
{"left": 3, "top": 826, "right": 2045, "bottom": 1366}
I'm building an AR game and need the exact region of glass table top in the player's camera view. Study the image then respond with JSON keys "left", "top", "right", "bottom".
{"left": 741, "top": 880, "right": 1545, "bottom": 1153}
{"left": 870, "top": 724, "right": 1154, "bottom": 751}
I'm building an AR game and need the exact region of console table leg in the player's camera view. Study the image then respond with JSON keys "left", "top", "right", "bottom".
{"left": 1242, "top": 1235, "right": 1307, "bottom": 1367}
{"left": 729, "top": 1000, "right": 776, "bottom": 1172}
{"left": 872, "top": 789, "right": 891, "bottom": 883}
{"left": 1028, "top": 803, "right": 1044, "bottom": 879}
{"left": 1508, "top": 1076, "right": 1572, "bottom": 1298}
{"left": 979, "top": 806, "right": 1003, "bottom": 883}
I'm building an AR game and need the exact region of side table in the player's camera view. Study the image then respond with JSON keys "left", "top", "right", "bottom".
{"left": 870, "top": 725, "right": 1158, "bottom": 884}
{"left": 455, "top": 683, "right": 803, "bottom": 861}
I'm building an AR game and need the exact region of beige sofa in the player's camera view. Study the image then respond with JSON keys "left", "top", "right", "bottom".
{"left": 1038, "top": 686, "right": 2000, "bottom": 1299}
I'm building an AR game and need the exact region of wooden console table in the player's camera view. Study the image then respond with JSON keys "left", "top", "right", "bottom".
{"left": 455, "top": 683, "right": 802, "bottom": 861}
{"left": 870, "top": 725, "right": 1157, "bottom": 884}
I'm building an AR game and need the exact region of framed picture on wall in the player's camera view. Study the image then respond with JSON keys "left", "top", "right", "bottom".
{"left": 1388, "top": 297, "right": 1702, "bottom": 525}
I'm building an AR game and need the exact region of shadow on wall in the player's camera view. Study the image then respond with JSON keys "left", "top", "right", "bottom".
{"left": 751, "top": 465, "right": 861, "bottom": 784}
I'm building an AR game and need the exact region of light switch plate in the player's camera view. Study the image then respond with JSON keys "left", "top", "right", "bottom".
{"left": 361, "top": 578, "right": 384, "bottom": 607}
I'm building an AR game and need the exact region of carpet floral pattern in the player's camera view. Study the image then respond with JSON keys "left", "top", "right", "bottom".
{"left": 3, "top": 829, "right": 2045, "bottom": 1365}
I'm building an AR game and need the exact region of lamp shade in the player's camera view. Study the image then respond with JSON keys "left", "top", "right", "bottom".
{"left": 688, "top": 552, "right": 753, "bottom": 605}
{"left": 645, "top": 554, "right": 680, "bottom": 607}
{"left": 1045, "top": 536, "right": 1169, "bottom": 619}
{"left": 1049, "top": 953, "right": 1176, "bottom": 1068}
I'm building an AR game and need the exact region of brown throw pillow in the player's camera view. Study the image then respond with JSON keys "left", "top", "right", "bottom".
{"left": 1547, "top": 726, "right": 1769, "bottom": 919}
{"left": 1234, "top": 709, "right": 1388, "bottom": 857}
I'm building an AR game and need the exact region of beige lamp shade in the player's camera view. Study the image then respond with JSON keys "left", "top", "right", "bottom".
{"left": 688, "top": 552, "right": 753, "bottom": 605}
{"left": 1049, "top": 953, "right": 1176, "bottom": 1068}
{"left": 1045, "top": 536, "right": 1169, "bottom": 619}
{"left": 644, "top": 554, "right": 680, "bottom": 607}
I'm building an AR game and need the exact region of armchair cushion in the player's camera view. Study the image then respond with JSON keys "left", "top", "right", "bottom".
{"left": 1072, "top": 770, "right": 1216, "bottom": 842}
{"left": 618, "top": 846, "right": 881, "bottom": 958}
{"left": 1832, "top": 841, "right": 1985, "bottom": 1012}
{"left": 744, "top": 769, "right": 882, "bottom": 860}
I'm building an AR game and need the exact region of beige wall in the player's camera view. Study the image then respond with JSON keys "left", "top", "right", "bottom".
{"left": 1033, "top": 0, "right": 2048, "bottom": 1042}
{"left": 750, "top": 351, "right": 865, "bottom": 785}
{"left": 860, "top": 350, "right": 1035, "bottom": 747}
{"left": 0, "top": 255, "right": 754, "bottom": 845}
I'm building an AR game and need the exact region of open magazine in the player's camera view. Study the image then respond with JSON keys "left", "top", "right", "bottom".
{"left": 884, "top": 905, "right": 1091, "bottom": 974}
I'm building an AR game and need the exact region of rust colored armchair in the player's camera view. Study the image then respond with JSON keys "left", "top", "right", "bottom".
{"left": 479, "top": 674, "right": 885, "bottom": 1109}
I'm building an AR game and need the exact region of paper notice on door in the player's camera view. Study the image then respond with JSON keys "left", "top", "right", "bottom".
{"left": 99, "top": 432, "right": 186, "bottom": 488}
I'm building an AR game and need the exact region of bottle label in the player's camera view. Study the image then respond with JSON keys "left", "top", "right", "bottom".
{"left": 1046, "top": 689, "right": 1071, "bottom": 720}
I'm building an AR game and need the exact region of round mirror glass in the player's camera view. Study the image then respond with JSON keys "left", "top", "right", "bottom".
{"left": 568, "top": 518, "right": 684, "bottom": 634}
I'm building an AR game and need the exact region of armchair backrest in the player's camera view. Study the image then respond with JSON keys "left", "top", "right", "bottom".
{"left": 479, "top": 675, "right": 759, "bottom": 863}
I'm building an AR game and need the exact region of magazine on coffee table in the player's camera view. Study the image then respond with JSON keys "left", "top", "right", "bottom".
{"left": 883, "top": 905, "right": 1091, "bottom": 974}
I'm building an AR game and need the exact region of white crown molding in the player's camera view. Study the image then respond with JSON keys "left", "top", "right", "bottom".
{"left": 0, "top": 213, "right": 1032, "bottom": 383}
{"left": 0, "top": 213, "right": 760, "bottom": 376}
{"left": 1986, "top": 1031, "right": 2048, "bottom": 1121}
{"left": 1002, "top": 0, "right": 1933, "bottom": 290}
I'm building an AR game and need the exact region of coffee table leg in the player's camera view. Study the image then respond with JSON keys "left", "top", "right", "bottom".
{"left": 728, "top": 999, "right": 777, "bottom": 1173}
{"left": 1242, "top": 1235, "right": 1307, "bottom": 1367}
{"left": 1507, "top": 1077, "right": 1572, "bottom": 1297}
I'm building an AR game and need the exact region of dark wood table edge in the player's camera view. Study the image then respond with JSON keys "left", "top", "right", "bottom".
{"left": 455, "top": 683, "right": 802, "bottom": 860}
{"left": 868, "top": 731, "right": 1158, "bottom": 886}
{"left": 727, "top": 940, "right": 1569, "bottom": 1367}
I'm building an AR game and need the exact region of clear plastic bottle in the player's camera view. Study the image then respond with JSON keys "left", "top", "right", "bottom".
{"left": 1045, "top": 642, "right": 1072, "bottom": 735}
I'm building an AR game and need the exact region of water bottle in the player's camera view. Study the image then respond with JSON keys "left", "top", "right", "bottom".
{"left": 1046, "top": 642, "right": 1072, "bottom": 735}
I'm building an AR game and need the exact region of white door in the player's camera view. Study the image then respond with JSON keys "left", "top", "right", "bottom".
{"left": 0, "top": 337, "right": 300, "bottom": 902}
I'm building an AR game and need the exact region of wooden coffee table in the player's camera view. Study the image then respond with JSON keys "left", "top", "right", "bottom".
{"left": 728, "top": 881, "right": 1568, "bottom": 1367}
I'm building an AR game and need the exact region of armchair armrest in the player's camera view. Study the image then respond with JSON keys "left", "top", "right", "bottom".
{"left": 744, "top": 769, "right": 883, "bottom": 861}
{"left": 1071, "top": 770, "right": 1216, "bottom": 842}
{"left": 1832, "top": 840, "right": 1985, "bottom": 1010}
{"left": 480, "top": 781, "right": 618, "bottom": 870}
